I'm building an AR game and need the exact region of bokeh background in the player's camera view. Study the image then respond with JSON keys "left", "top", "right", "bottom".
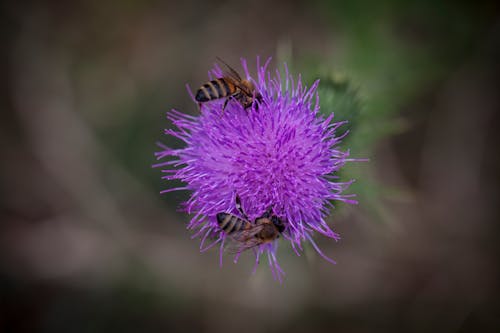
{"left": 2, "top": 0, "right": 500, "bottom": 332}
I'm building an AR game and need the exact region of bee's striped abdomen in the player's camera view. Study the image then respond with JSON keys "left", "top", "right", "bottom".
{"left": 215, "top": 79, "right": 230, "bottom": 97}
{"left": 216, "top": 213, "right": 248, "bottom": 234}
{"left": 195, "top": 79, "right": 231, "bottom": 102}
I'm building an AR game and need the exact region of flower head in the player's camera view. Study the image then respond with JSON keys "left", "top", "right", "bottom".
{"left": 154, "top": 57, "right": 358, "bottom": 281}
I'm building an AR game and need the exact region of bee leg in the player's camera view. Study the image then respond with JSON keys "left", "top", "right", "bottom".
{"left": 235, "top": 194, "right": 249, "bottom": 220}
{"left": 253, "top": 101, "right": 259, "bottom": 111}
{"left": 220, "top": 98, "right": 229, "bottom": 117}
{"left": 253, "top": 94, "right": 264, "bottom": 111}
{"left": 256, "top": 94, "right": 263, "bottom": 104}
{"left": 243, "top": 101, "right": 252, "bottom": 111}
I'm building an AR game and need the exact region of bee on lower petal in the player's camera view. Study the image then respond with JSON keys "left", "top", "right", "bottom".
{"left": 216, "top": 195, "right": 285, "bottom": 252}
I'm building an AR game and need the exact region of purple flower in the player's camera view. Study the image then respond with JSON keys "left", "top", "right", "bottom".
{"left": 154, "top": 57, "right": 358, "bottom": 281}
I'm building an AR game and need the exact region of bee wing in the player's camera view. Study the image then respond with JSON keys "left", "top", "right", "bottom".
{"left": 216, "top": 57, "right": 242, "bottom": 82}
{"left": 229, "top": 224, "right": 264, "bottom": 242}
{"left": 224, "top": 237, "right": 263, "bottom": 254}
{"left": 216, "top": 57, "right": 257, "bottom": 98}
{"left": 224, "top": 224, "right": 264, "bottom": 254}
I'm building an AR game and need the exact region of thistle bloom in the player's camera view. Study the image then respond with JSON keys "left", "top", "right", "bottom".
{"left": 154, "top": 58, "right": 358, "bottom": 281}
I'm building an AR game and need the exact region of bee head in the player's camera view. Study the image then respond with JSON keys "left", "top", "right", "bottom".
{"left": 242, "top": 79, "right": 255, "bottom": 91}
{"left": 271, "top": 215, "right": 285, "bottom": 233}
{"left": 216, "top": 212, "right": 227, "bottom": 225}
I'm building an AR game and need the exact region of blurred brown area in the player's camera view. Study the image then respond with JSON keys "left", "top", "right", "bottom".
{"left": 1, "top": 1, "right": 500, "bottom": 332}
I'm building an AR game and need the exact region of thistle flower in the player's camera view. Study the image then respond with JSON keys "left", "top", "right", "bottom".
{"left": 154, "top": 57, "right": 358, "bottom": 281}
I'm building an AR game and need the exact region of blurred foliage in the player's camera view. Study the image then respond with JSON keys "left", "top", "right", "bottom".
{"left": 317, "top": 75, "right": 362, "bottom": 139}
{"left": 291, "top": 0, "right": 498, "bottom": 222}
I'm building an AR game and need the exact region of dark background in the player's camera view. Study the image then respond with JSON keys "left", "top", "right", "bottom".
{"left": 1, "top": 1, "right": 500, "bottom": 332}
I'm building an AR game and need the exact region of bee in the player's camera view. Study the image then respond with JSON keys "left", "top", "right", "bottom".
{"left": 195, "top": 57, "right": 263, "bottom": 112}
{"left": 216, "top": 195, "right": 285, "bottom": 252}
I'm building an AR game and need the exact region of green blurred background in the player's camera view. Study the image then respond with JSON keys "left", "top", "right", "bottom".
{"left": 1, "top": 0, "right": 499, "bottom": 332}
